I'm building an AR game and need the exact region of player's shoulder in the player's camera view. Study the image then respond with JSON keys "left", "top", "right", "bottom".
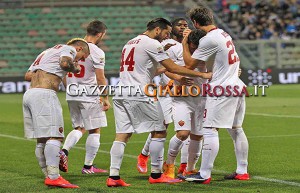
{"left": 161, "top": 39, "right": 178, "bottom": 46}
{"left": 88, "top": 43, "right": 105, "bottom": 56}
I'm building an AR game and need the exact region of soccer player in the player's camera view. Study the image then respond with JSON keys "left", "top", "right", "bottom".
{"left": 182, "top": 5, "right": 250, "bottom": 183}
{"left": 137, "top": 18, "right": 192, "bottom": 175}
{"left": 59, "top": 20, "right": 110, "bottom": 174}
{"left": 23, "top": 38, "right": 90, "bottom": 188}
{"left": 106, "top": 18, "right": 212, "bottom": 187}
{"left": 163, "top": 29, "right": 208, "bottom": 179}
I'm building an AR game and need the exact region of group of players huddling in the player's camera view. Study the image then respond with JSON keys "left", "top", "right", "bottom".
{"left": 23, "top": 4, "right": 249, "bottom": 188}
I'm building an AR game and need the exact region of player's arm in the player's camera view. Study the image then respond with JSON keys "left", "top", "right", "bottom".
{"left": 59, "top": 56, "right": 80, "bottom": 73}
{"left": 164, "top": 71, "right": 194, "bottom": 86}
{"left": 182, "top": 30, "right": 205, "bottom": 69}
{"left": 62, "top": 76, "right": 67, "bottom": 88}
{"left": 24, "top": 71, "right": 33, "bottom": 81}
{"left": 160, "top": 58, "right": 211, "bottom": 79}
{"left": 155, "top": 67, "right": 166, "bottom": 76}
{"left": 95, "top": 68, "right": 110, "bottom": 111}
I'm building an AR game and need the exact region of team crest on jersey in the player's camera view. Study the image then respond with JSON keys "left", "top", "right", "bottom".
{"left": 178, "top": 120, "right": 185, "bottom": 127}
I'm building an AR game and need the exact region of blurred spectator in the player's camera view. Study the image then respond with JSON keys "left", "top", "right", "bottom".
{"left": 217, "top": 0, "right": 300, "bottom": 40}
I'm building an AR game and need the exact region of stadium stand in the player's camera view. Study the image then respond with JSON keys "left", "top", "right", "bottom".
{"left": 0, "top": 0, "right": 299, "bottom": 76}
{"left": 0, "top": 5, "right": 169, "bottom": 76}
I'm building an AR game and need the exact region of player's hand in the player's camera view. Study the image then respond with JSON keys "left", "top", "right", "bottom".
{"left": 179, "top": 76, "right": 194, "bottom": 86}
{"left": 73, "top": 61, "right": 81, "bottom": 74}
{"left": 201, "top": 72, "right": 213, "bottom": 79}
{"left": 182, "top": 28, "right": 191, "bottom": 45}
{"left": 183, "top": 28, "right": 192, "bottom": 37}
{"left": 101, "top": 97, "right": 111, "bottom": 111}
{"left": 164, "top": 43, "right": 176, "bottom": 51}
{"left": 238, "top": 68, "right": 242, "bottom": 77}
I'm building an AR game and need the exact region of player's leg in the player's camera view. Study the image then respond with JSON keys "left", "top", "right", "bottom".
{"left": 178, "top": 136, "right": 189, "bottom": 174}
{"left": 225, "top": 96, "right": 249, "bottom": 180}
{"left": 107, "top": 133, "right": 132, "bottom": 187}
{"left": 137, "top": 97, "right": 173, "bottom": 174}
{"left": 62, "top": 101, "right": 85, "bottom": 154}
{"left": 35, "top": 138, "right": 48, "bottom": 177}
{"left": 23, "top": 93, "right": 48, "bottom": 177}
{"left": 81, "top": 101, "right": 108, "bottom": 174}
{"left": 164, "top": 100, "right": 191, "bottom": 178}
{"left": 107, "top": 99, "right": 132, "bottom": 187}
{"left": 185, "top": 99, "right": 206, "bottom": 174}
{"left": 60, "top": 101, "right": 85, "bottom": 172}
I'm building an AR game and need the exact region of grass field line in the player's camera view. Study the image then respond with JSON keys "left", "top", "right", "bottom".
{"left": 1, "top": 133, "right": 300, "bottom": 188}
{"left": 247, "top": 112, "right": 300, "bottom": 118}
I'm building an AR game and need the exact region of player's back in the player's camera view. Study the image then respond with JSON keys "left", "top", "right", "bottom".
{"left": 118, "top": 34, "right": 168, "bottom": 86}
{"left": 198, "top": 29, "right": 244, "bottom": 88}
{"left": 32, "top": 44, "right": 76, "bottom": 79}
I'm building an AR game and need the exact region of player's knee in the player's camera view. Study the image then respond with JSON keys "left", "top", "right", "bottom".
{"left": 190, "top": 133, "right": 203, "bottom": 141}
{"left": 89, "top": 128, "right": 100, "bottom": 134}
{"left": 151, "top": 130, "right": 167, "bottom": 138}
{"left": 203, "top": 127, "right": 219, "bottom": 138}
{"left": 75, "top": 127, "right": 86, "bottom": 134}
{"left": 176, "top": 130, "right": 190, "bottom": 141}
{"left": 48, "top": 137, "right": 64, "bottom": 142}
{"left": 115, "top": 133, "right": 132, "bottom": 143}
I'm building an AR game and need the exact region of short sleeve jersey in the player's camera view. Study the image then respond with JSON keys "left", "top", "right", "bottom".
{"left": 192, "top": 28, "right": 245, "bottom": 89}
{"left": 115, "top": 34, "right": 169, "bottom": 100}
{"left": 31, "top": 44, "right": 76, "bottom": 79}
{"left": 66, "top": 43, "right": 105, "bottom": 102}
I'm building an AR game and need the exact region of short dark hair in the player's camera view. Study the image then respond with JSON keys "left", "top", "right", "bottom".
{"left": 187, "top": 5, "right": 214, "bottom": 26}
{"left": 171, "top": 18, "right": 187, "bottom": 26}
{"left": 147, "top": 18, "right": 172, "bottom": 30}
{"left": 187, "top": 30, "right": 207, "bottom": 46}
{"left": 86, "top": 20, "right": 107, "bottom": 36}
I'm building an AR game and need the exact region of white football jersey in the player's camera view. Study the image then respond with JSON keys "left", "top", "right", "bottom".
{"left": 66, "top": 43, "right": 105, "bottom": 102}
{"left": 192, "top": 28, "right": 245, "bottom": 89}
{"left": 169, "top": 43, "right": 207, "bottom": 87}
{"left": 31, "top": 44, "right": 76, "bottom": 79}
{"left": 160, "top": 39, "right": 179, "bottom": 86}
{"left": 115, "top": 34, "right": 169, "bottom": 101}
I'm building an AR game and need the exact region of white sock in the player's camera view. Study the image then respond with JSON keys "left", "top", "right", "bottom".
{"left": 166, "top": 135, "right": 183, "bottom": 164}
{"left": 180, "top": 136, "right": 190, "bottom": 164}
{"left": 44, "top": 140, "right": 61, "bottom": 179}
{"left": 62, "top": 129, "right": 83, "bottom": 152}
{"left": 187, "top": 139, "right": 202, "bottom": 171}
{"left": 149, "top": 138, "right": 165, "bottom": 173}
{"left": 227, "top": 128, "right": 249, "bottom": 174}
{"left": 141, "top": 133, "right": 151, "bottom": 156}
{"left": 84, "top": 133, "right": 100, "bottom": 166}
{"left": 199, "top": 128, "right": 219, "bottom": 179}
{"left": 35, "top": 143, "right": 47, "bottom": 177}
{"left": 109, "top": 141, "right": 126, "bottom": 176}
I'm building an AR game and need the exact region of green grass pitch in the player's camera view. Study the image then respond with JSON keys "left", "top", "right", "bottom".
{"left": 0, "top": 84, "right": 299, "bottom": 193}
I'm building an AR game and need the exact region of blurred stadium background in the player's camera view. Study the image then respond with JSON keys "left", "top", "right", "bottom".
{"left": 0, "top": 0, "right": 299, "bottom": 92}
{"left": 0, "top": 1, "right": 299, "bottom": 193}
